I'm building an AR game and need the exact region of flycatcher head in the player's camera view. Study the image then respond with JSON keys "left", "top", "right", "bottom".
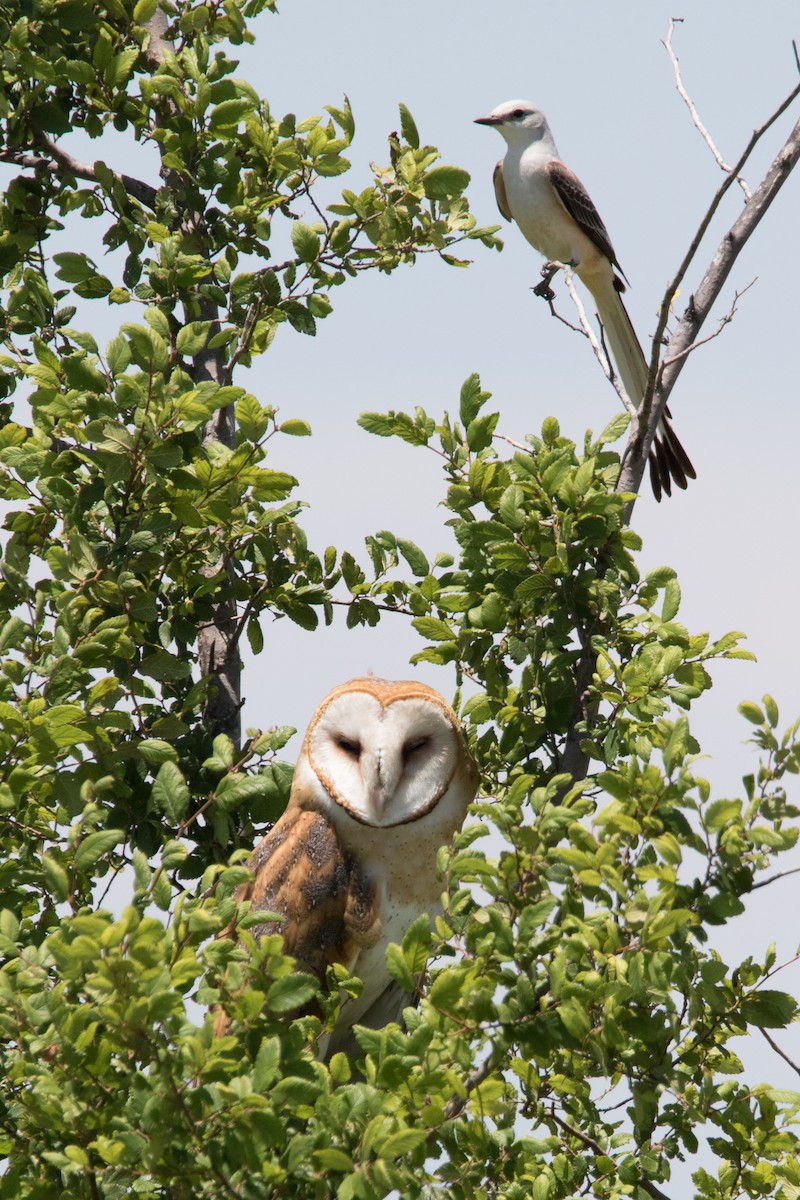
{"left": 474, "top": 100, "right": 551, "bottom": 146}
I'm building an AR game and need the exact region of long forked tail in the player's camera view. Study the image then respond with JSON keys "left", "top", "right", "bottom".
{"left": 590, "top": 275, "right": 696, "bottom": 501}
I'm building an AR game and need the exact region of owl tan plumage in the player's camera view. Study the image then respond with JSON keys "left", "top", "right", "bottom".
{"left": 214, "top": 677, "right": 479, "bottom": 1058}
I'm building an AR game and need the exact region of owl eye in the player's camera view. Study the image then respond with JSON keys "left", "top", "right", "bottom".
{"left": 335, "top": 735, "right": 362, "bottom": 758}
{"left": 403, "top": 736, "right": 430, "bottom": 761}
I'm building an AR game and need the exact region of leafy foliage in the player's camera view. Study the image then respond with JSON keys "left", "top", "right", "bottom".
{"left": 0, "top": 3, "right": 798, "bottom": 1199}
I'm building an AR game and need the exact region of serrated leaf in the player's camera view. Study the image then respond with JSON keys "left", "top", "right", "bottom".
{"left": 379, "top": 1128, "right": 428, "bottom": 1157}
{"left": 208, "top": 98, "right": 256, "bottom": 131}
{"left": 291, "top": 222, "right": 321, "bottom": 263}
{"left": 558, "top": 996, "right": 591, "bottom": 1040}
{"left": 398, "top": 102, "right": 419, "bottom": 149}
{"left": 106, "top": 334, "right": 131, "bottom": 376}
{"left": 411, "top": 616, "right": 453, "bottom": 642}
{"left": 740, "top": 990, "right": 798, "bottom": 1029}
{"left": 424, "top": 164, "right": 470, "bottom": 200}
{"left": 253, "top": 1037, "right": 281, "bottom": 1090}
{"left": 386, "top": 942, "right": 415, "bottom": 991}
{"left": 596, "top": 411, "right": 630, "bottom": 445}
{"left": 397, "top": 538, "right": 429, "bottom": 577}
{"left": 466, "top": 412, "right": 498, "bottom": 452}
{"left": 266, "top": 972, "right": 318, "bottom": 1013}
{"left": 151, "top": 761, "right": 190, "bottom": 824}
{"left": 42, "top": 853, "right": 69, "bottom": 903}
{"left": 459, "top": 372, "right": 487, "bottom": 426}
{"left": 313, "top": 1147, "right": 353, "bottom": 1172}
{"left": 176, "top": 321, "right": 211, "bottom": 357}
{"left": 137, "top": 739, "right": 178, "bottom": 766}
{"left": 662, "top": 577, "right": 681, "bottom": 622}
{"left": 74, "top": 828, "right": 125, "bottom": 871}
{"left": 279, "top": 419, "right": 311, "bottom": 436}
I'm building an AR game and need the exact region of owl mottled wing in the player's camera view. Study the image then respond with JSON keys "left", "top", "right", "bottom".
{"left": 214, "top": 807, "right": 381, "bottom": 1038}
{"left": 545, "top": 159, "right": 627, "bottom": 285}
{"left": 242, "top": 807, "right": 381, "bottom": 980}
{"left": 492, "top": 159, "right": 512, "bottom": 222}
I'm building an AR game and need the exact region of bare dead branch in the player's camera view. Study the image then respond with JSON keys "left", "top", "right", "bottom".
{"left": 619, "top": 95, "right": 800, "bottom": 505}
{"left": 664, "top": 19, "right": 751, "bottom": 200}
{"left": 660, "top": 279, "right": 756, "bottom": 372}
{"left": 624, "top": 58, "right": 800, "bottom": 484}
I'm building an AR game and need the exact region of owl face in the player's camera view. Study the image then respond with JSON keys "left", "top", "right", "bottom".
{"left": 305, "top": 682, "right": 466, "bottom": 828}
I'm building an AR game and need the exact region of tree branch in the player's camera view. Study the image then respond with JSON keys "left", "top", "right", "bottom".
{"left": 760, "top": 1028, "right": 800, "bottom": 1078}
{"left": 618, "top": 88, "right": 800, "bottom": 507}
{"left": 442, "top": 1047, "right": 502, "bottom": 1121}
{"left": 664, "top": 18, "right": 751, "bottom": 200}
{"left": 2, "top": 130, "right": 160, "bottom": 210}
{"left": 143, "top": 6, "right": 241, "bottom": 745}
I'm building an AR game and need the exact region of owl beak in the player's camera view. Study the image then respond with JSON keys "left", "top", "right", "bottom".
{"left": 369, "top": 753, "right": 396, "bottom": 818}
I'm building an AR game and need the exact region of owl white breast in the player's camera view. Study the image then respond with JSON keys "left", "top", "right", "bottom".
{"left": 215, "top": 677, "right": 479, "bottom": 1057}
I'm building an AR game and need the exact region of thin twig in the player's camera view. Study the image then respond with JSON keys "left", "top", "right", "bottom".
{"left": 664, "top": 19, "right": 752, "bottom": 200}
{"left": 493, "top": 432, "right": 532, "bottom": 453}
{"left": 619, "top": 90, "right": 800, "bottom": 505}
{"left": 751, "top": 864, "right": 800, "bottom": 890}
{"left": 760, "top": 1028, "right": 800, "bottom": 1079}
{"left": 635, "top": 52, "right": 800, "bottom": 452}
{"left": 660, "top": 279, "right": 756, "bottom": 371}
{"left": 549, "top": 1110, "right": 605, "bottom": 1155}
{"left": 442, "top": 1048, "right": 501, "bottom": 1120}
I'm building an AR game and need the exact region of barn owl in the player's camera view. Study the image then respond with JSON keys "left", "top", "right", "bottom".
{"left": 214, "top": 676, "right": 479, "bottom": 1059}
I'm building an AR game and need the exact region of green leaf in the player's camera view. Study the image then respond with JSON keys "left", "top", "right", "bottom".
{"left": 266, "top": 972, "right": 318, "bottom": 1013}
{"left": 763, "top": 694, "right": 779, "bottom": 728}
{"left": 313, "top": 1148, "right": 353, "bottom": 1172}
{"left": 662, "top": 577, "right": 681, "bottom": 622}
{"left": 459, "top": 372, "right": 486, "bottom": 425}
{"left": 558, "top": 996, "right": 591, "bottom": 1040}
{"left": 379, "top": 1128, "right": 428, "bottom": 1157}
{"left": 398, "top": 103, "right": 420, "bottom": 149}
{"left": 133, "top": 0, "right": 158, "bottom": 21}
{"left": 42, "top": 853, "right": 69, "bottom": 903}
{"left": 176, "top": 322, "right": 211, "bottom": 356}
{"left": 53, "top": 252, "right": 95, "bottom": 283}
{"left": 411, "top": 616, "right": 453, "bottom": 642}
{"left": 253, "top": 1037, "right": 281, "bottom": 1090}
{"left": 74, "top": 829, "right": 125, "bottom": 871}
{"left": 738, "top": 700, "right": 765, "bottom": 725}
{"left": 740, "top": 990, "right": 798, "bottom": 1029}
{"left": 466, "top": 412, "right": 498, "bottom": 452}
{"left": 386, "top": 943, "right": 414, "bottom": 991}
{"left": 208, "top": 98, "right": 256, "bottom": 131}
{"left": 397, "top": 538, "right": 429, "bottom": 577}
{"left": 151, "top": 761, "right": 190, "bottom": 824}
{"left": 106, "top": 334, "right": 131, "bottom": 376}
{"left": 291, "top": 222, "right": 321, "bottom": 263}
{"left": 424, "top": 164, "right": 470, "bottom": 199}
{"left": 105, "top": 49, "right": 139, "bottom": 89}
{"left": 137, "top": 739, "right": 178, "bottom": 766}
{"left": 279, "top": 419, "right": 312, "bottom": 436}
